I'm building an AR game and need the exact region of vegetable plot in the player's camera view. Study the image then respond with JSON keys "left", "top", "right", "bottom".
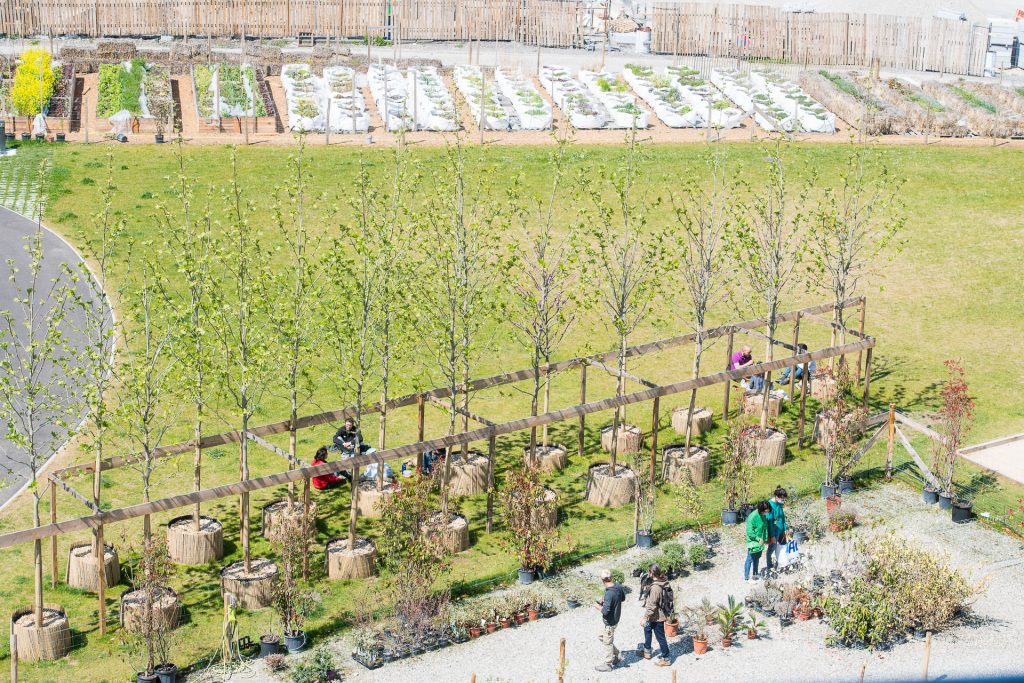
{"left": 922, "top": 80, "right": 1024, "bottom": 137}
{"left": 538, "top": 65, "right": 607, "bottom": 129}
{"left": 623, "top": 63, "right": 701, "bottom": 127}
{"left": 494, "top": 67, "right": 551, "bottom": 130}
{"left": 579, "top": 70, "right": 649, "bottom": 128}
{"left": 407, "top": 66, "right": 459, "bottom": 131}
{"left": 368, "top": 63, "right": 413, "bottom": 131}
{"left": 857, "top": 76, "right": 964, "bottom": 137}
{"left": 666, "top": 66, "right": 743, "bottom": 129}
{"left": 800, "top": 70, "right": 900, "bottom": 135}
{"left": 323, "top": 66, "right": 369, "bottom": 133}
{"left": 454, "top": 65, "right": 512, "bottom": 130}
{"left": 96, "top": 59, "right": 173, "bottom": 123}
{"left": 192, "top": 63, "right": 268, "bottom": 121}
{"left": 282, "top": 64, "right": 324, "bottom": 131}
{"left": 712, "top": 68, "right": 835, "bottom": 133}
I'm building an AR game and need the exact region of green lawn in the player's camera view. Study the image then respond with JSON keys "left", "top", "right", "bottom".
{"left": 0, "top": 139, "right": 1022, "bottom": 681}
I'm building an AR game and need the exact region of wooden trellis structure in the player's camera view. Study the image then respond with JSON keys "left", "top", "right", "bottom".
{"left": 0, "top": 297, "right": 874, "bottom": 558}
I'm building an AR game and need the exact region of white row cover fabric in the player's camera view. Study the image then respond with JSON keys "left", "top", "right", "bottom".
{"left": 367, "top": 63, "right": 412, "bottom": 132}
{"left": 710, "top": 68, "right": 835, "bottom": 133}
{"left": 750, "top": 70, "right": 836, "bottom": 134}
{"left": 453, "top": 65, "right": 512, "bottom": 130}
{"left": 622, "top": 64, "right": 702, "bottom": 128}
{"left": 406, "top": 67, "right": 459, "bottom": 132}
{"left": 281, "top": 63, "right": 325, "bottom": 132}
{"left": 665, "top": 66, "right": 744, "bottom": 129}
{"left": 494, "top": 67, "right": 552, "bottom": 130}
{"left": 579, "top": 70, "right": 650, "bottom": 129}
{"left": 539, "top": 65, "right": 607, "bottom": 129}
{"left": 323, "top": 66, "right": 369, "bottom": 133}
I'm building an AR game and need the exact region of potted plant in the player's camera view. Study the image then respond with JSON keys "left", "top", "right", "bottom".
{"left": 922, "top": 484, "right": 941, "bottom": 505}
{"left": 825, "top": 494, "right": 842, "bottom": 515}
{"left": 269, "top": 513, "right": 317, "bottom": 653}
{"left": 123, "top": 535, "right": 179, "bottom": 683}
{"left": 818, "top": 363, "right": 866, "bottom": 499}
{"left": 715, "top": 595, "right": 744, "bottom": 648}
{"left": 260, "top": 631, "right": 281, "bottom": 657}
{"left": 500, "top": 467, "right": 559, "bottom": 584}
{"left": 683, "top": 602, "right": 715, "bottom": 655}
{"left": 929, "top": 360, "right": 975, "bottom": 520}
{"left": 664, "top": 610, "right": 680, "bottom": 638}
{"left": 632, "top": 451, "right": 656, "bottom": 547}
{"left": 745, "top": 614, "right": 767, "bottom": 639}
{"left": 828, "top": 508, "right": 857, "bottom": 533}
{"left": 721, "top": 418, "right": 753, "bottom": 524}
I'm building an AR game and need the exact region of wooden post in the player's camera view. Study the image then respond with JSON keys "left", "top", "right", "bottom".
{"left": 301, "top": 476, "right": 311, "bottom": 581}
{"left": 856, "top": 298, "right": 867, "bottom": 384}
{"left": 95, "top": 524, "right": 106, "bottom": 635}
{"left": 471, "top": 674, "right": 476, "bottom": 683}
{"left": 10, "top": 629, "right": 16, "bottom": 683}
{"left": 649, "top": 395, "right": 659, "bottom": 483}
{"left": 861, "top": 347, "right": 873, "bottom": 409}
{"left": 672, "top": 670, "right": 677, "bottom": 683}
{"left": 789, "top": 313, "right": 801, "bottom": 400}
{"left": 49, "top": 483, "right": 57, "bottom": 588}
{"left": 348, "top": 465, "right": 360, "bottom": 545}
{"left": 416, "top": 394, "right": 425, "bottom": 470}
{"left": 485, "top": 431, "right": 496, "bottom": 533}
{"left": 84, "top": 93, "right": 89, "bottom": 143}
{"left": 797, "top": 362, "right": 810, "bottom": 448}
{"left": 886, "top": 403, "right": 896, "bottom": 479}
{"left": 558, "top": 637, "right": 566, "bottom": 683}
{"left": 578, "top": 363, "right": 587, "bottom": 458}
{"left": 723, "top": 328, "right": 734, "bottom": 419}
{"left": 858, "top": 663, "right": 866, "bottom": 683}
{"left": 921, "top": 631, "right": 932, "bottom": 680}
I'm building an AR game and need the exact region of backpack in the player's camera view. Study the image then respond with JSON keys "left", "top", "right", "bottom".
{"left": 658, "top": 583, "right": 675, "bottom": 617}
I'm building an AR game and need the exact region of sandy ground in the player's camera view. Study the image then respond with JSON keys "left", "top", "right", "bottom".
{"left": 202, "top": 485, "right": 1024, "bottom": 683}
{"left": 963, "top": 435, "right": 1024, "bottom": 486}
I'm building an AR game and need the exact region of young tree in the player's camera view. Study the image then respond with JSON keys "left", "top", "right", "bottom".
{"left": 416, "top": 138, "right": 502, "bottom": 514}
{"left": 121, "top": 533, "right": 176, "bottom": 678}
{"left": 499, "top": 465, "right": 558, "bottom": 573}
{"left": 671, "top": 141, "right": 734, "bottom": 451}
{"left": 931, "top": 360, "right": 974, "bottom": 497}
{"left": 0, "top": 229, "right": 80, "bottom": 628}
{"left": 210, "top": 148, "right": 277, "bottom": 572}
{"left": 733, "top": 141, "right": 809, "bottom": 430}
{"left": 583, "top": 129, "right": 666, "bottom": 470}
{"left": 162, "top": 139, "right": 214, "bottom": 531}
{"left": 810, "top": 143, "right": 905, "bottom": 349}
{"left": 508, "top": 128, "right": 579, "bottom": 465}
{"left": 73, "top": 153, "right": 120, "bottom": 634}
{"left": 116, "top": 255, "right": 175, "bottom": 541}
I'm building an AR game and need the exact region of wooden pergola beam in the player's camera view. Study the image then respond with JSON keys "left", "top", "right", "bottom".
{"left": 586, "top": 359, "right": 659, "bottom": 389}
{"left": 47, "top": 474, "right": 100, "bottom": 514}
{"left": 51, "top": 298, "right": 860, "bottom": 480}
{"left": 0, "top": 336, "right": 874, "bottom": 550}
{"left": 246, "top": 431, "right": 305, "bottom": 467}
{"left": 799, "top": 308, "right": 869, "bottom": 340}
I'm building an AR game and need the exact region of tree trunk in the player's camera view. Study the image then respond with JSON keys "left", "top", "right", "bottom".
{"left": 33, "top": 494, "right": 43, "bottom": 628}
{"left": 348, "top": 465, "right": 360, "bottom": 547}
{"left": 541, "top": 366, "right": 552, "bottom": 448}
{"left": 760, "top": 322, "right": 775, "bottom": 430}
{"left": 683, "top": 338, "right": 703, "bottom": 451}
{"left": 193, "top": 414, "right": 202, "bottom": 530}
{"left": 241, "top": 412, "right": 251, "bottom": 573}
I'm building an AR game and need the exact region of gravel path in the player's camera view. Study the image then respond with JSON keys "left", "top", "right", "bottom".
{"left": 216, "top": 485, "right": 1024, "bottom": 683}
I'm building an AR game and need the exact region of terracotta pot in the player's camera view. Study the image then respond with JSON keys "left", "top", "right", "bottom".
{"left": 693, "top": 638, "right": 709, "bottom": 655}
{"left": 469, "top": 626, "right": 481, "bottom": 638}
{"left": 499, "top": 617, "right": 512, "bottom": 629}
{"left": 528, "top": 609, "right": 539, "bottom": 621}
{"left": 514, "top": 612, "right": 526, "bottom": 625}
{"left": 795, "top": 607, "right": 811, "bottom": 621}
{"left": 665, "top": 620, "right": 679, "bottom": 638}
{"left": 485, "top": 622, "right": 497, "bottom": 633}
{"left": 722, "top": 637, "right": 732, "bottom": 648}
{"left": 747, "top": 628, "right": 757, "bottom": 639}
{"left": 825, "top": 495, "right": 842, "bottom": 515}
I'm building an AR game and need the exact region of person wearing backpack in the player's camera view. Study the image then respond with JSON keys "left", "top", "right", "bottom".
{"left": 638, "top": 563, "right": 672, "bottom": 666}
{"left": 745, "top": 500, "right": 770, "bottom": 582}
{"left": 593, "top": 569, "right": 626, "bottom": 672}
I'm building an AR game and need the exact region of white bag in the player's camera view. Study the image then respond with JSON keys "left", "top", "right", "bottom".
{"left": 777, "top": 539, "right": 800, "bottom": 568}
{"left": 31, "top": 113, "right": 48, "bottom": 136}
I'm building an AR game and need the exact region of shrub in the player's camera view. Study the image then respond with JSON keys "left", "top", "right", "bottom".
{"left": 828, "top": 509, "right": 857, "bottom": 532}
{"left": 688, "top": 543, "right": 709, "bottom": 568}
{"left": 609, "top": 569, "right": 625, "bottom": 585}
{"left": 821, "top": 577, "right": 901, "bottom": 648}
{"left": 658, "top": 543, "right": 690, "bottom": 573}
{"left": 866, "top": 537, "right": 975, "bottom": 632}
{"left": 290, "top": 646, "right": 337, "bottom": 683}
{"left": 265, "top": 653, "right": 286, "bottom": 671}
{"left": 12, "top": 49, "right": 58, "bottom": 116}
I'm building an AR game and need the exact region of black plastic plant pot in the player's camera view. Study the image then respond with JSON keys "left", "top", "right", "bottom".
{"left": 566, "top": 599, "right": 581, "bottom": 609}
{"left": 137, "top": 672, "right": 160, "bottom": 683}
{"left": 5, "top": 133, "right": 13, "bottom": 141}
{"left": 820, "top": 483, "right": 837, "bottom": 499}
{"left": 284, "top": 630, "right": 307, "bottom": 653}
{"left": 838, "top": 477, "right": 854, "bottom": 495}
{"left": 21, "top": 132, "right": 30, "bottom": 141}
{"left": 721, "top": 509, "right": 739, "bottom": 525}
{"left": 938, "top": 493, "right": 953, "bottom": 510}
{"left": 518, "top": 568, "right": 535, "bottom": 585}
{"left": 55, "top": 132, "right": 66, "bottom": 142}
{"left": 922, "top": 486, "right": 940, "bottom": 505}
{"left": 636, "top": 530, "right": 655, "bottom": 549}
{"left": 155, "top": 663, "right": 178, "bottom": 683}
{"left": 35, "top": 133, "right": 44, "bottom": 141}
{"left": 737, "top": 503, "right": 754, "bottom": 521}
{"left": 259, "top": 635, "right": 280, "bottom": 657}
{"left": 952, "top": 500, "right": 973, "bottom": 523}
{"left": 793, "top": 529, "right": 809, "bottom": 544}
{"left": 155, "top": 133, "right": 165, "bottom": 144}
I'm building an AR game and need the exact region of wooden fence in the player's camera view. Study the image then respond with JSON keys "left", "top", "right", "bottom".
{"left": 650, "top": 3, "right": 989, "bottom": 76}
{"left": 0, "top": 0, "right": 584, "bottom": 47}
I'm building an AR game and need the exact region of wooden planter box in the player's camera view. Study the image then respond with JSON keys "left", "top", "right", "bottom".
{"left": 326, "top": 537, "right": 377, "bottom": 579}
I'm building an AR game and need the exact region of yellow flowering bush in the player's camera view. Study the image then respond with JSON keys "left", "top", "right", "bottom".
{"left": 12, "top": 49, "right": 58, "bottom": 116}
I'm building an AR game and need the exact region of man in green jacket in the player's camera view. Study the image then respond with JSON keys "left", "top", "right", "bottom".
{"left": 765, "top": 486, "right": 789, "bottom": 571}
{"left": 745, "top": 501, "right": 770, "bottom": 583}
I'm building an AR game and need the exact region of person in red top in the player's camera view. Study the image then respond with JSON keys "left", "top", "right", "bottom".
{"left": 311, "top": 446, "right": 347, "bottom": 490}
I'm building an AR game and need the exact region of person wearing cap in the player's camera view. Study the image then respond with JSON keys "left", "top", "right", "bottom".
{"left": 594, "top": 568, "right": 626, "bottom": 672}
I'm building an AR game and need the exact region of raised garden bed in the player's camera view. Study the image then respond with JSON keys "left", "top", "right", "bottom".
{"left": 94, "top": 59, "right": 174, "bottom": 134}
{"left": 368, "top": 63, "right": 413, "bottom": 131}
{"left": 194, "top": 62, "right": 276, "bottom": 134}
{"left": 579, "top": 70, "right": 649, "bottom": 129}
{"left": 623, "top": 63, "right": 700, "bottom": 128}
{"left": 666, "top": 65, "right": 744, "bottom": 129}
{"left": 324, "top": 66, "right": 369, "bottom": 133}
{"left": 454, "top": 65, "right": 513, "bottom": 130}
{"left": 281, "top": 63, "right": 323, "bottom": 131}
{"left": 800, "top": 70, "right": 903, "bottom": 135}
{"left": 861, "top": 76, "right": 965, "bottom": 136}
{"left": 494, "top": 67, "right": 551, "bottom": 130}
{"left": 713, "top": 68, "right": 836, "bottom": 133}
{"left": 539, "top": 64, "right": 607, "bottom": 129}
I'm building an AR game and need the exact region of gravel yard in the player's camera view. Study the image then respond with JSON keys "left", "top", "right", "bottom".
{"left": 211, "top": 485, "right": 1024, "bottom": 683}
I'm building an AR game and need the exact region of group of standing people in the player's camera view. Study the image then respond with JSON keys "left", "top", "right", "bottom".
{"left": 744, "top": 486, "right": 789, "bottom": 581}
{"left": 594, "top": 564, "right": 674, "bottom": 672}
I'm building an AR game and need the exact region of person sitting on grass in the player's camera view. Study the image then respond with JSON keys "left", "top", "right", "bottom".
{"left": 732, "top": 345, "right": 765, "bottom": 393}
{"left": 778, "top": 344, "right": 816, "bottom": 384}
{"left": 311, "top": 446, "right": 346, "bottom": 490}
{"left": 332, "top": 417, "right": 368, "bottom": 456}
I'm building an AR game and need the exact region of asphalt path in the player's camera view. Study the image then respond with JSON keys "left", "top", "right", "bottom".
{"left": 0, "top": 204, "right": 109, "bottom": 510}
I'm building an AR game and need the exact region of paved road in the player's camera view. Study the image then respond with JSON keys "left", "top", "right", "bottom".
{"left": 0, "top": 204, "right": 108, "bottom": 510}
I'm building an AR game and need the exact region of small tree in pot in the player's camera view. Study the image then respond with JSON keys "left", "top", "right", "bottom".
{"left": 269, "top": 511, "right": 317, "bottom": 653}
{"left": 122, "top": 534, "right": 178, "bottom": 682}
{"left": 819, "top": 362, "right": 866, "bottom": 498}
{"left": 930, "top": 359, "right": 974, "bottom": 515}
{"left": 631, "top": 450, "right": 656, "bottom": 547}
{"left": 500, "top": 466, "right": 558, "bottom": 583}
{"left": 721, "top": 419, "right": 754, "bottom": 524}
